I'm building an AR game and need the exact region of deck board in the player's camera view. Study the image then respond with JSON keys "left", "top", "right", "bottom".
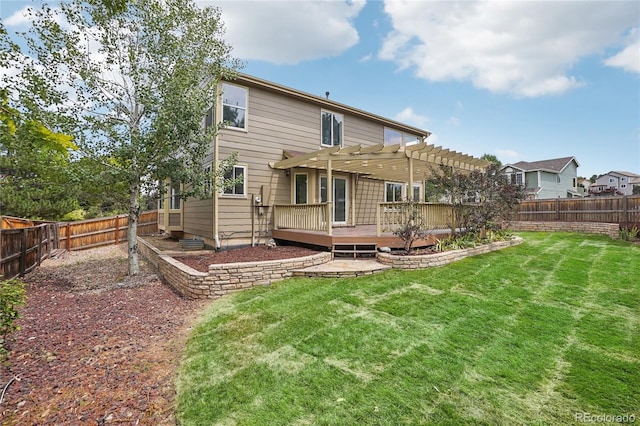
{"left": 272, "top": 225, "right": 452, "bottom": 250}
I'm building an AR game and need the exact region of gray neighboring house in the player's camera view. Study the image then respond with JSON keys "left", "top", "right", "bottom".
{"left": 500, "top": 156, "right": 581, "bottom": 199}
{"left": 592, "top": 171, "right": 640, "bottom": 196}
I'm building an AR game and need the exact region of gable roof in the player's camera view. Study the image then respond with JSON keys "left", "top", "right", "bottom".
{"left": 226, "top": 73, "right": 431, "bottom": 139}
{"left": 605, "top": 171, "right": 640, "bottom": 178}
{"left": 506, "top": 156, "right": 579, "bottom": 174}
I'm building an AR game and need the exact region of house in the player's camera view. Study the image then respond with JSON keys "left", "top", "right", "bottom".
{"left": 158, "top": 74, "right": 489, "bottom": 251}
{"left": 591, "top": 171, "right": 640, "bottom": 196}
{"left": 500, "top": 157, "right": 581, "bottom": 199}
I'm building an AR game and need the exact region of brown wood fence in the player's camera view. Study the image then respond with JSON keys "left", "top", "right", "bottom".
{"left": 515, "top": 195, "right": 640, "bottom": 224}
{"left": 1, "top": 211, "right": 158, "bottom": 279}
{"left": 58, "top": 210, "right": 158, "bottom": 251}
{"left": 0, "top": 222, "right": 59, "bottom": 279}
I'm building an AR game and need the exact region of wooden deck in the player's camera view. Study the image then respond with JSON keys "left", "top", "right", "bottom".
{"left": 272, "top": 224, "right": 453, "bottom": 251}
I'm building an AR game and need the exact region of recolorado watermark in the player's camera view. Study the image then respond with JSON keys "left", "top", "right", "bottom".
{"left": 575, "top": 412, "right": 636, "bottom": 423}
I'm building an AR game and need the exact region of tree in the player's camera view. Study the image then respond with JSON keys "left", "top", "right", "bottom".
{"left": 7, "top": 0, "right": 241, "bottom": 274}
{"left": 427, "top": 162, "right": 525, "bottom": 237}
{"left": 0, "top": 91, "right": 80, "bottom": 219}
{"left": 480, "top": 153, "right": 502, "bottom": 167}
{"left": 393, "top": 198, "right": 432, "bottom": 254}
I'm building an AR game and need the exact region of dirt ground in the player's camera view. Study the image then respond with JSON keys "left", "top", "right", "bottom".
{"left": 0, "top": 240, "right": 322, "bottom": 425}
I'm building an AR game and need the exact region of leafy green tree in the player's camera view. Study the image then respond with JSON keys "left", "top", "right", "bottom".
{"left": 7, "top": 0, "right": 241, "bottom": 274}
{"left": 481, "top": 153, "right": 502, "bottom": 167}
{"left": 0, "top": 91, "right": 80, "bottom": 219}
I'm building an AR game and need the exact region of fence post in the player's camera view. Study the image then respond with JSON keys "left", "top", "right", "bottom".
{"left": 555, "top": 198, "right": 561, "bottom": 221}
{"left": 622, "top": 196, "right": 629, "bottom": 224}
{"left": 66, "top": 222, "right": 71, "bottom": 251}
{"left": 36, "top": 226, "right": 42, "bottom": 266}
{"left": 20, "top": 228, "right": 27, "bottom": 276}
{"left": 115, "top": 215, "right": 120, "bottom": 245}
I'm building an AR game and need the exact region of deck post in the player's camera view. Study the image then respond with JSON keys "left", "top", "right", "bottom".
{"left": 376, "top": 204, "right": 381, "bottom": 236}
{"left": 327, "top": 158, "right": 333, "bottom": 236}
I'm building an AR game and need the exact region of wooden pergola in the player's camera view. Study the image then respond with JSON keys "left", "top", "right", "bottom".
{"left": 270, "top": 143, "right": 490, "bottom": 236}
{"left": 271, "top": 142, "right": 489, "bottom": 195}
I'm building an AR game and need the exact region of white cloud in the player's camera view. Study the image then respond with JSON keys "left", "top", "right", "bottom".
{"left": 394, "top": 107, "right": 429, "bottom": 127}
{"left": 359, "top": 53, "right": 373, "bottom": 63}
{"left": 4, "top": 6, "right": 32, "bottom": 27}
{"left": 496, "top": 149, "right": 520, "bottom": 160}
{"left": 379, "top": 1, "right": 639, "bottom": 97}
{"left": 446, "top": 116, "right": 460, "bottom": 126}
{"left": 206, "top": 0, "right": 365, "bottom": 64}
{"left": 605, "top": 37, "right": 640, "bottom": 73}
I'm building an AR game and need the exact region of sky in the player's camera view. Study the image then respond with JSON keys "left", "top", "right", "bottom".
{"left": 1, "top": 0, "right": 639, "bottom": 179}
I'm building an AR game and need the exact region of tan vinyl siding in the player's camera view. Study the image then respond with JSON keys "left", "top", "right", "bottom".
{"left": 344, "top": 115, "right": 384, "bottom": 147}
{"left": 183, "top": 198, "right": 213, "bottom": 239}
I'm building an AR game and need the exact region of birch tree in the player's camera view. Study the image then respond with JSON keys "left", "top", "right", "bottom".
{"left": 5, "top": 0, "right": 241, "bottom": 274}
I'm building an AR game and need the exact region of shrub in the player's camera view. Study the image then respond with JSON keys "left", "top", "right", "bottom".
{"left": 0, "top": 279, "right": 27, "bottom": 359}
{"left": 393, "top": 198, "right": 432, "bottom": 254}
{"left": 619, "top": 226, "right": 639, "bottom": 241}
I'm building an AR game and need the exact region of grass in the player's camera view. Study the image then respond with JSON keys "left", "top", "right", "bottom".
{"left": 176, "top": 232, "right": 640, "bottom": 425}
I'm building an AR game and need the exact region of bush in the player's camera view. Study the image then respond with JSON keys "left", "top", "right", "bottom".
{"left": 0, "top": 279, "right": 27, "bottom": 359}
{"left": 619, "top": 226, "right": 639, "bottom": 241}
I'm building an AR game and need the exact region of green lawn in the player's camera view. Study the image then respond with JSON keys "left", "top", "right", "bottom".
{"left": 176, "top": 232, "right": 640, "bottom": 425}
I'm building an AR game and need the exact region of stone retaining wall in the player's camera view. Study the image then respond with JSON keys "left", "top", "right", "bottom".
{"left": 138, "top": 237, "right": 332, "bottom": 299}
{"left": 376, "top": 237, "right": 523, "bottom": 269}
{"left": 507, "top": 221, "right": 619, "bottom": 239}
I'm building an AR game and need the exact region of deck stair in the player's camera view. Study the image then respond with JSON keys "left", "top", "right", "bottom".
{"left": 332, "top": 242, "right": 378, "bottom": 259}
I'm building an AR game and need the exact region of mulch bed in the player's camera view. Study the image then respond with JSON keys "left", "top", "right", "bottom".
{"left": 0, "top": 241, "right": 324, "bottom": 425}
{"left": 0, "top": 245, "right": 207, "bottom": 425}
{"left": 175, "top": 245, "right": 322, "bottom": 272}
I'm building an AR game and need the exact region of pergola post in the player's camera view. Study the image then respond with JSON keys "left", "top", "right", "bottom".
{"left": 408, "top": 155, "right": 414, "bottom": 200}
{"left": 326, "top": 158, "right": 333, "bottom": 236}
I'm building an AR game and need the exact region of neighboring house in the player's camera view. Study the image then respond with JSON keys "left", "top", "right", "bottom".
{"left": 158, "top": 74, "right": 489, "bottom": 250}
{"left": 500, "top": 157, "right": 581, "bottom": 199}
{"left": 591, "top": 171, "right": 640, "bottom": 196}
{"left": 577, "top": 177, "right": 591, "bottom": 196}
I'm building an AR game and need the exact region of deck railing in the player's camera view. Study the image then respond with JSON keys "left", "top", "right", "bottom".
{"left": 377, "top": 202, "right": 454, "bottom": 236}
{"left": 273, "top": 203, "right": 329, "bottom": 231}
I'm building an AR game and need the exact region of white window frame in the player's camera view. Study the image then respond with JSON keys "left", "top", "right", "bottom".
{"left": 222, "top": 165, "right": 247, "bottom": 197}
{"left": 203, "top": 164, "right": 213, "bottom": 196}
{"left": 294, "top": 173, "right": 308, "bottom": 204}
{"left": 385, "top": 182, "right": 403, "bottom": 202}
{"left": 321, "top": 110, "right": 344, "bottom": 147}
{"left": 221, "top": 83, "right": 248, "bottom": 131}
{"left": 384, "top": 127, "right": 420, "bottom": 146}
{"left": 170, "top": 183, "right": 181, "bottom": 210}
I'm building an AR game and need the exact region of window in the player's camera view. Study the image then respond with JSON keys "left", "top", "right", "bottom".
{"left": 557, "top": 175, "right": 561, "bottom": 184}
{"left": 170, "top": 183, "right": 180, "bottom": 209}
{"left": 621, "top": 184, "right": 627, "bottom": 188}
{"left": 516, "top": 173, "right": 523, "bottom": 185}
{"left": 203, "top": 164, "right": 212, "bottom": 196}
{"left": 223, "top": 165, "right": 246, "bottom": 196}
{"left": 384, "top": 128, "right": 420, "bottom": 146}
{"left": 572, "top": 177, "right": 577, "bottom": 188}
{"left": 404, "top": 183, "right": 421, "bottom": 201}
{"left": 609, "top": 178, "right": 615, "bottom": 183}
{"left": 385, "top": 182, "right": 403, "bottom": 202}
{"left": 384, "top": 128, "right": 402, "bottom": 145}
{"left": 295, "top": 173, "right": 308, "bottom": 204}
{"left": 321, "top": 111, "right": 343, "bottom": 147}
{"left": 205, "top": 107, "right": 214, "bottom": 130}
{"left": 404, "top": 134, "right": 420, "bottom": 146}
{"left": 222, "top": 83, "right": 247, "bottom": 130}
{"left": 158, "top": 181, "right": 164, "bottom": 209}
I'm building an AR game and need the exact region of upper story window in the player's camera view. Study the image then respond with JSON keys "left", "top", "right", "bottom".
{"left": 321, "top": 111, "right": 343, "bottom": 147}
{"left": 222, "top": 165, "right": 246, "bottom": 196}
{"left": 557, "top": 175, "right": 561, "bottom": 184}
{"left": 609, "top": 178, "right": 615, "bottom": 183}
{"left": 384, "top": 128, "right": 421, "bottom": 146}
{"left": 384, "top": 128, "right": 402, "bottom": 145}
{"left": 222, "top": 83, "right": 247, "bottom": 130}
{"left": 505, "top": 172, "right": 523, "bottom": 185}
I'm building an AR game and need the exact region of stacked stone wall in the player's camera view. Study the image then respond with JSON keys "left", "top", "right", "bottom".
{"left": 508, "top": 221, "right": 618, "bottom": 238}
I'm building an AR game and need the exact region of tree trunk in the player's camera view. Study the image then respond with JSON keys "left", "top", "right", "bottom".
{"left": 127, "top": 179, "right": 141, "bottom": 276}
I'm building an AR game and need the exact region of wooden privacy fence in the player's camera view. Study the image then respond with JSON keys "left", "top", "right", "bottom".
{"left": 59, "top": 210, "right": 158, "bottom": 251}
{"left": 0, "top": 222, "right": 59, "bottom": 279}
{"left": 515, "top": 195, "right": 640, "bottom": 224}
{"left": 1, "top": 211, "right": 158, "bottom": 279}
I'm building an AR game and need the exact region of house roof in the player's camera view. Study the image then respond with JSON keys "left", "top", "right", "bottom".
{"left": 227, "top": 73, "right": 431, "bottom": 139}
{"left": 504, "top": 156, "right": 579, "bottom": 174}
{"left": 272, "top": 143, "right": 491, "bottom": 183}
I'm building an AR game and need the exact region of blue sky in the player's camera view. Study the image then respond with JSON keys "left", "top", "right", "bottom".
{"left": 2, "top": 0, "right": 639, "bottom": 178}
